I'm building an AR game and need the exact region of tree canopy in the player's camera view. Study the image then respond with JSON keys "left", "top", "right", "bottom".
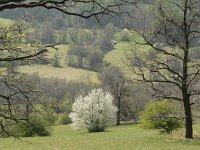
{"left": 0, "top": 0, "right": 138, "bottom": 21}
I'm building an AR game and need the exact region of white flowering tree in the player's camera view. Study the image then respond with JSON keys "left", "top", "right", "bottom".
{"left": 69, "top": 89, "right": 117, "bottom": 132}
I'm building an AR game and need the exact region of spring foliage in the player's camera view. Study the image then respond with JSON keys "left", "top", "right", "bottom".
{"left": 140, "top": 100, "right": 181, "bottom": 134}
{"left": 69, "top": 89, "right": 117, "bottom": 132}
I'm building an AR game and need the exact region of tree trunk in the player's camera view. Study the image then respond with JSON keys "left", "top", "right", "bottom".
{"left": 78, "top": 57, "right": 83, "bottom": 67}
{"left": 182, "top": 30, "right": 193, "bottom": 138}
{"left": 116, "top": 97, "right": 121, "bottom": 125}
{"left": 183, "top": 93, "right": 193, "bottom": 138}
{"left": 182, "top": 53, "right": 193, "bottom": 138}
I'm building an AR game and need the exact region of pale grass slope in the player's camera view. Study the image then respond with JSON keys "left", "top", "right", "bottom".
{"left": 17, "top": 65, "right": 99, "bottom": 83}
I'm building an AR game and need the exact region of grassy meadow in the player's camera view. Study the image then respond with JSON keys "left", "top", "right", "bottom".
{"left": 0, "top": 18, "right": 13, "bottom": 26}
{"left": 1, "top": 124, "right": 200, "bottom": 150}
{"left": 16, "top": 41, "right": 133, "bottom": 83}
{"left": 17, "top": 65, "right": 99, "bottom": 83}
{"left": 48, "top": 44, "right": 69, "bottom": 67}
{"left": 104, "top": 42, "right": 130, "bottom": 70}
{"left": 16, "top": 44, "right": 99, "bottom": 83}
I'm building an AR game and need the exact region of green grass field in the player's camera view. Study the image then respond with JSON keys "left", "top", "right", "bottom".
{"left": 16, "top": 41, "right": 132, "bottom": 83}
{"left": 0, "top": 18, "right": 13, "bottom": 26}
{"left": 17, "top": 65, "right": 99, "bottom": 83}
{"left": 16, "top": 44, "right": 99, "bottom": 83}
{"left": 104, "top": 42, "right": 130, "bottom": 68}
{"left": 48, "top": 44, "right": 69, "bottom": 67}
{"left": 104, "top": 42, "right": 149, "bottom": 79}
{"left": 0, "top": 124, "right": 200, "bottom": 150}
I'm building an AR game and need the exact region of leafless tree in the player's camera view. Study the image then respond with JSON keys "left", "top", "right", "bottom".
{"left": 0, "top": 73, "right": 45, "bottom": 137}
{"left": 0, "top": 0, "right": 138, "bottom": 21}
{"left": 99, "top": 65, "right": 128, "bottom": 125}
{"left": 0, "top": 20, "right": 58, "bottom": 137}
{"left": 125, "top": 0, "right": 200, "bottom": 139}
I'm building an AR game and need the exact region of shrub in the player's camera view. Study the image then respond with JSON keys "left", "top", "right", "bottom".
{"left": 0, "top": 116, "right": 52, "bottom": 137}
{"left": 120, "top": 29, "right": 131, "bottom": 41}
{"left": 34, "top": 104, "right": 57, "bottom": 125}
{"left": 88, "top": 50, "right": 104, "bottom": 71}
{"left": 140, "top": 100, "right": 181, "bottom": 134}
{"left": 0, "top": 105, "right": 55, "bottom": 137}
{"left": 15, "top": 117, "right": 52, "bottom": 137}
{"left": 99, "top": 40, "right": 114, "bottom": 52}
{"left": 69, "top": 89, "right": 117, "bottom": 132}
{"left": 57, "top": 113, "right": 72, "bottom": 125}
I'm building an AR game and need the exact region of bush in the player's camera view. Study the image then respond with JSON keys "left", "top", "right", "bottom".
{"left": 140, "top": 100, "right": 181, "bottom": 134}
{"left": 0, "top": 116, "right": 52, "bottom": 137}
{"left": 57, "top": 113, "right": 72, "bottom": 125}
{"left": 99, "top": 40, "right": 114, "bottom": 52}
{"left": 16, "top": 117, "right": 52, "bottom": 137}
{"left": 88, "top": 50, "right": 104, "bottom": 71}
{"left": 34, "top": 104, "right": 57, "bottom": 125}
{"left": 0, "top": 105, "right": 56, "bottom": 137}
{"left": 120, "top": 29, "right": 131, "bottom": 41}
{"left": 69, "top": 89, "right": 117, "bottom": 132}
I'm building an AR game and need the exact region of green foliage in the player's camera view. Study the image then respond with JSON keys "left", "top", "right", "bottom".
{"left": 34, "top": 105, "right": 57, "bottom": 125}
{"left": 88, "top": 49, "right": 104, "bottom": 71}
{"left": 0, "top": 116, "right": 52, "bottom": 137}
{"left": 57, "top": 113, "right": 72, "bottom": 125}
{"left": 99, "top": 40, "right": 114, "bottom": 52}
{"left": 14, "top": 117, "right": 52, "bottom": 137}
{"left": 140, "top": 100, "right": 181, "bottom": 134}
{"left": 0, "top": 105, "right": 56, "bottom": 137}
{"left": 67, "top": 44, "right": 89, "bottom": 67}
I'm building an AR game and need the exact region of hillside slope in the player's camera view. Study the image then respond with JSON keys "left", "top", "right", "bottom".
{"left": 17, "top": 65, "right": 99, "bottom": 83}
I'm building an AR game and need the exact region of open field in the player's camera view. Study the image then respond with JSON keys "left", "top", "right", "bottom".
{"left": 0, "top": 124, "right": 200, "bottom": 150}
{"left": 104, "top": 42, "right": 132, "bottom": 75}
{"left": 48, "top": 44, "right": 69, "bottom": 67}
{"left": 104, "top": 42, "right": 150, "bottom": 79}
{"left": 17, "top": 65, "right": 99, "bottom": 83}
{"left": 0, "top": 18, "right": 13, "bottom": 26}
{"left": 16, "top": 42, "right": 135, "bottom": 83}
{"left": 104, "top": 42, "right": 130, "bottom": 68}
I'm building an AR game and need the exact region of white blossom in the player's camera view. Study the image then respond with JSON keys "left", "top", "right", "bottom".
{"left": 69, "top": 89, "right": 117, "bottom": 132}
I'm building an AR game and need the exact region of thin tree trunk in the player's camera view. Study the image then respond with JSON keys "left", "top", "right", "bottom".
{"left": 116, "top": 97, "right": 121, "bottom": 125}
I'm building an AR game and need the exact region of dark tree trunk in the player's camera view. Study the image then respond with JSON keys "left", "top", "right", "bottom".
{"left": 182, "top": 46, "right": 193, "bottom": 139}
{"left": 78, "top": 57, "right": 83, "bottom": 67}
{"left": 183, "top": 93, "right": 193, "bottom": 138}
{"left": 116, "top": 97, "right": 121, "bottom": 125}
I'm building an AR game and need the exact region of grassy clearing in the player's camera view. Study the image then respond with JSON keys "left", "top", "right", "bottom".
{"left": 48, "top": 44, "right": 69, "bottom": 67}
{"left": 17, "top": 65, "right": 99, "bottom": 83}
{"left": 0, "top": 18, "right": 13, "bottom": 26}
{"left": 104, "top": 42, "right": 130, "bottom": 66}
{"left": 104, "top": 42, "right": 131, "bottom": 72}
{"left": 16, "top": 44, "right": 100, "bottom": 83}
{"left": 0, "top": 124, "right": 200, "bottom": 150}
{"left": 104, "top": 42, "right": 148, "bottom": 78}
